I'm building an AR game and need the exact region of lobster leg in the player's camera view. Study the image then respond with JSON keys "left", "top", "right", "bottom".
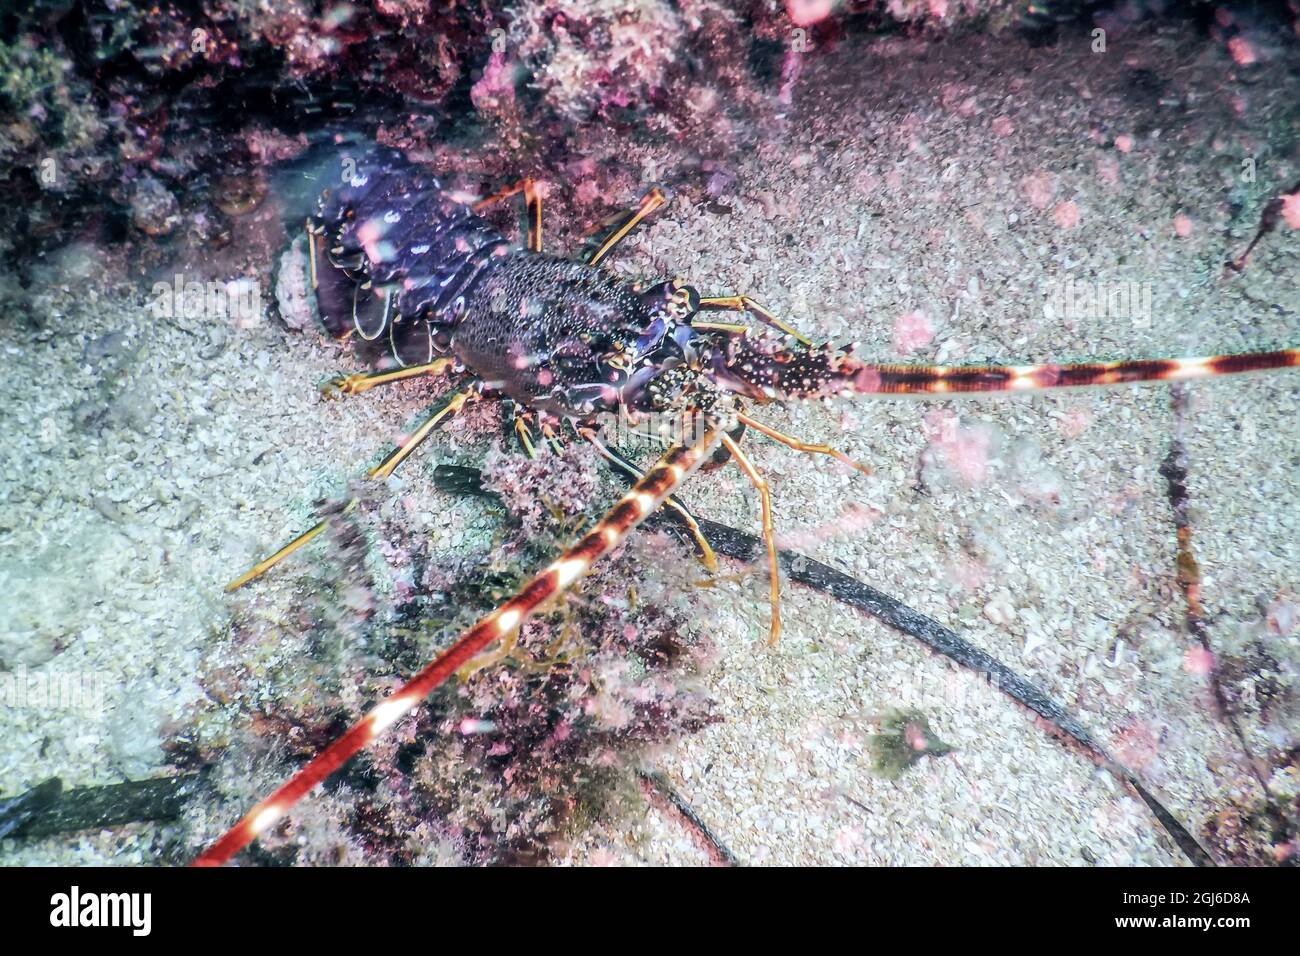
{"left": 537, "top": 419, "right": 565, "bottom": 456}
{"left": 510, "top": 406, "right": 564, "bottom": 457}
{"left": 222, "top": 509, "right": 348, "bottom": 594}
{"left": 224, "top": 389, "right": 475, "bottom": 592}
{"left": 698, "top": 294, "right": 812, "bottom": 346}
{"left": 578, "top": 426, "right": 719, "bottom": 572}
{"left": 720, "top": 432, "right": 782, "bottom": 646}
{"left": 473, "top": 178, "right": 543, "bottom": 252}
{"left": 196, "top": 419, "right": 722, "bottom": 865}
{"left": 368, "top": 388, "right": 474, "bottom": 480}
{"left": 735, "top": 411, "right": 872, "bottom": 477}
{"left": 513, "top": 414, "right": 540, "bottom": 459}
{"left": 319, "top": 358, "right": 456, "bottom": 399}
{"left": 692, "top": 320, "right": 751, "bottom": 336}
{"left": 582, "top": 187, "right": 668, "bottom": 266}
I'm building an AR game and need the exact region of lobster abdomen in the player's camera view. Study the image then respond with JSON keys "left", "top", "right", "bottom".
{"left": 311, "top": 145, "right": 510, "bottom": 366}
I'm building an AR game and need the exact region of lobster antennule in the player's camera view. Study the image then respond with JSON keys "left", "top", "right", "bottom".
{"left": 713, "top": 333, "right": 1300, "bottom": 400}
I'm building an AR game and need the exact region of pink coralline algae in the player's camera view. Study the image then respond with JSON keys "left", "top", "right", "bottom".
{"left": 1053, "top": 200, "right": 1081, "bottom": 230}
{"left": 1227, "top": 36, "right": 1258, "bottom": 66}
{"left": 787, "top": 0, "right": 836, "bottom": 27}
{"left": 1281, "top": 192, "right": 1300, "bottom": 230}
{"left": 923, "top": 409, "right": 993, "bottom": 487}
{"left": 1183, "top": 646, "right": 1216, "bottom": 676}
{"left": 892, "top": 310, "right": 935, "bottom": 355}
{"left": 470, "top": 51, "right": 518, "bottom": 115}
{"left": 1020, "top": 171, "right": 1055, "bottom": 210}
{"left": 1112, "top": 721, "right": 1161, "bottom": 772}
{"left": 481, "top": 441, "right": 601, "bottom": 540}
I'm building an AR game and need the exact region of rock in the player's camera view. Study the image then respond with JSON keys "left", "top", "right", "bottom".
{"left": 274, "top": 235, "right": 318, "bottom": 332}
{"left": 105, "top": 680, "right": 168, "bottom": 778}
{"left": 129, "top": 175, "right": 182, "bottom": 237}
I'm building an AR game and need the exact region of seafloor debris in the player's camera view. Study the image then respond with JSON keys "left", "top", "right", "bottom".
{"left": 1203, "top": 790, "right": 1300, "bottom": 867}
{"left": 0, "top": 774, "right": 206, "bottom": 841}
{"left": 0, "top": 777, "right": 62, "bottom": 839}
{"left": 178, "top": 445, "right": 723, "bottom": 865}
{"left": 867, "top": 710, "right": 953, "bottom": 778}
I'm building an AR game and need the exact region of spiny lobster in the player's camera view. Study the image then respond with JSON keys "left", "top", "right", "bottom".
{"left": 196, "top": 142, "right": 1298, "bottom": 865}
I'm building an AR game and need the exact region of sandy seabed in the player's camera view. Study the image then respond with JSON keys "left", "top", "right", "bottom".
{"left": 2, "top": 23, "right": 1297, "bottom": 866}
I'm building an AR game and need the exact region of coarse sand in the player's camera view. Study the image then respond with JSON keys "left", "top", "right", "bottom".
{"left": 2, "top": 23, "right": 1297, "bottom": 866}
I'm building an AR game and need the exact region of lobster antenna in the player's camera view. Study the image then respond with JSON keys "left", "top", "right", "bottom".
{"left": 195, "top": 418, "right": 722, "bottom": 865}
{"left": 726, "top": 336, "right": 1300, "bottom": 403}
{"left": 842, "top": 349, "right": 1300, "bottom": 397}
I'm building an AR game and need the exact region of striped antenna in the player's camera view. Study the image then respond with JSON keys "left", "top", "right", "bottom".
{"left": 720, "top": 335, "right": 1300, "bottom": 401}
{"left": 846, "top": 349, "right": 1300, "bottom": 396}
{"left": 194, "top": 419, "right": 721, "bottom": 866}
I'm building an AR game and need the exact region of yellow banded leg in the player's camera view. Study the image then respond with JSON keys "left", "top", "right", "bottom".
{"left": 473, "top": 178, "right": 543, "bottom": 252}
{"left": 697, "top": 295, "right": 812, "bottom": 346}
{"left": 736, "top": 412, "right": 872, "bottom": 477}
{"left": 537, "top": 420, "right": 565, "bottom": 457}
{"left": 224, "top": 505, "right": 354, "bottom": 593}
{"left": 690, "top": 320, "right": 750, "bottom": 336}
{"left": 584, "top": 187, "right": 668, "bottom": 266}
{"left": 720, "top": 433, "right": 781, "bottom": 645}
{"left": 368, "top": 389, "right": 473, "bottom": 480}
{"left": 320, "top": 358, "right": 455, "bottom": 400}
{"left": 225, "top": 389, "right": 474, "bottom": 592}
{"left": 579, "top": 428, "right": 719, "bottom": 574}
{"left": 511, "top": 409, "right": 565, "bottom": 458}
{"left": 513, "top": 415, "right": 539, "bottom": 459}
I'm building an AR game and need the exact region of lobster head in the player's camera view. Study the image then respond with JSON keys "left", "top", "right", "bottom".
{"left": 461, "top": 260, "right": 869, "bottom": 422}
{"left": 617, "top": 279, "right": 874, "bottom": 419}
